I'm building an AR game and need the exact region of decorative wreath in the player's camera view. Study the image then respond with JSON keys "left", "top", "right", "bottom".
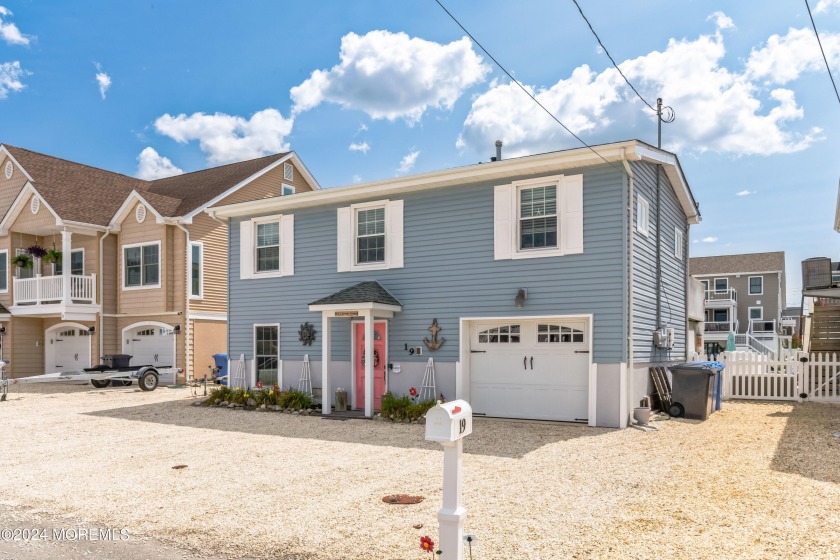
{"left": 361, "top": 349, "right": 380, "bottom": 367}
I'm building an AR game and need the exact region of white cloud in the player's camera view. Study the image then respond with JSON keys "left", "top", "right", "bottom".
{"left": 0, "top": 6, "right": 32, "bottom": 46}
{"left": 95, "top": 63, "right": 111, "bottom": 99}
{"left": 707, "top": 11, "right": 735, "bottom": 31}
{"left": 136, "top": 147, "right": 184, "bottom": 180}
{"left": 736, "top": 190, "right": 754, "bottom": 196}
{"left": 458, "top": 16, "right": 825, "bottom": 158}
{"left": 291, "top": 30, "right": 490, "bottom": 124}
{"left": 352, "top": 174, "right": 362, "bottom": 183}
{"left": 815, "top": 0, "right": 840, "bottom": 14}
{"left": 154, "top": 108, "right": 294, "bottom": 164}
{"left": 349, "top": 141, "right": 370, "bottom": 154}
{"left": 0, "top": 60, "right": 26, "bottom": 98}
{"left": 398, "top": 150, "right": 419, "bottom": 174}
{"left": 702, "top": 236, "right": 719, "bottom": 243}
{"left": 745, "top": 26, "right": 840, "bottom": 85}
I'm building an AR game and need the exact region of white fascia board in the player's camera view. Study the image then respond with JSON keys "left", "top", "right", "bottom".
{"left": 0, "top": 145, "right": 35, "bottom": 182}
{"left": 633, "top": 144, "right": 700, "bottom": 225}
{"left": 308, "top": 302, "right": 403, "bottom": 314}
{"left": 208, "top": 142, "right": 642, "bottom": 219}
{"left": 0, "top": 183, "right": 62, "bottom": 234}
{"left": 59, "top": 221, "right": 109, "bottom": 234}
{"left": 109, "top": 190, "right": 167, "bottom": 230}
{"left": 184, "top": 152, "right": 321, "bottom": 222}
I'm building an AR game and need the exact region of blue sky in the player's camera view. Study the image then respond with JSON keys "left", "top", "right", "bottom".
{"left": 1, "top": 0, "right": 839, "bottom": 303}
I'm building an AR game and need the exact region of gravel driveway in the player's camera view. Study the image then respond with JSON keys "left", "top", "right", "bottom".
{"left": 0, "top": 384, "right": 838, "bottom": 559}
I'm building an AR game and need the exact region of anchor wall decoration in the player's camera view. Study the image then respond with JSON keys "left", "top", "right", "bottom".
{"left": 423, "top": 318, "right": 445, "bottom": 351}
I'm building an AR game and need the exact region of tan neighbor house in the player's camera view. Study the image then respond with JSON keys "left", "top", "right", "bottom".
{"left": 0, "top": 144, "right": 319, "bottom": 382}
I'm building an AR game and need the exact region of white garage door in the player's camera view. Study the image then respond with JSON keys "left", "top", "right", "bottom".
{"left": 469, "top": 319, "right": 590, "bottom": 422}
{"left": 46, "top": 328, "right": 92, "bottom": 373}
{"left": 124, "top": 325, "right": 176, "bottom": 384}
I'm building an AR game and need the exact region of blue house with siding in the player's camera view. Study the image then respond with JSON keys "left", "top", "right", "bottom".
{"left": 209, "top": 140, "right": 700, "bottom": 428}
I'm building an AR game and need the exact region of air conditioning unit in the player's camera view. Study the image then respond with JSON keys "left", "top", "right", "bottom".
{"left": 802, "top": 257, "right": 833, "bottom": 290}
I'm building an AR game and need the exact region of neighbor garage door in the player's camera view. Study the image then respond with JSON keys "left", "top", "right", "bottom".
{"left": 124, "top": 325, "right": 176, "bottom": 383}
{"left": 469, "top": 319, "right": 590, "bottom": 422}
{"left": 46, "top": 327, "right": 92, "bottom": 373}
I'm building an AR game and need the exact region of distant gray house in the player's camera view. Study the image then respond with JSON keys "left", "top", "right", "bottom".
{"left": 211, "top": 140, "right": 701, "bottom": 428}
{"left": 689, "top": 252, "right": 788, "bottom": 356}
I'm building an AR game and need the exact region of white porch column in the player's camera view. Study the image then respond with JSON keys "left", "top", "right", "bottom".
{"left": 364, "top": 310, "right": 374, "bottom": 418}
{"left": 321, "top": 313, "right": 331, "bottom": 415}
{"left": 61, "top": 229, "right": 72, "bottom": 305}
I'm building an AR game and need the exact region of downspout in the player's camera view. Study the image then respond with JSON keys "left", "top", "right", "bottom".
{"left": 174, "top": 222, "right": 190, "bottom": 381}
{"left": 621, "top": 148, "right": 635, "bottom": 426}
{"left": 98, "top": 227, "right": 111, "bottom": 364}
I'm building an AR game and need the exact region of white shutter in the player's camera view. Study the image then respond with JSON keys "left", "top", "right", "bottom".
{"left": 280, "top": 214, "right": 295, "bottom": 276}
{"left": 337, "top": 207, "right": 352, "bottom": 272}
{"left": 386, "top": 199, "right": 404, "bottom": 269}
{"left": 560, "top": 174, "right": 584, "bottom": 255}
{"left": 239, "top": 220, "right": 254, "bottom": 279}
{"left": 494, "top": 184, "right": 514, "bottom": 260}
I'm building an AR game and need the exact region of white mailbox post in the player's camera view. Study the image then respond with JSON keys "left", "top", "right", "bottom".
{"left": 425, "top": 400, "right": 472, "bottom": 560}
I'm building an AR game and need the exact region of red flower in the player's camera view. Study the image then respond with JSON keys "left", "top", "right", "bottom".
{"left": 256, "top": 381, "right": 263, "bottom": 389}
{"left": 420, "top": 536, "right": 434, "bottom": 553}
{"left": 409, "top": 387, "right": 417, "bottom": 397}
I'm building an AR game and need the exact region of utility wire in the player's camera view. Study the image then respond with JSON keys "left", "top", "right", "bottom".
{"left": 433, "top": 0, "right": 624, "bottom": 172}
{"left": 804, "top": 0, "right": 840, "bottom": 104}
{"left": 570, "top": 0, "right": 656, "bottom": 113}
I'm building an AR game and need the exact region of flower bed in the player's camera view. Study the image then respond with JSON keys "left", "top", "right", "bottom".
{"left": 200, "top": 386, "right": 319, "bottom": 414}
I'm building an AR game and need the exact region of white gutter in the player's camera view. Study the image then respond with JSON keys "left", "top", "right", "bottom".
{"left": 621, "top": 148, "right": 635, "bottom": 428}
{"left": 102, "top": 312, "right": 182, "bottom": 318}
{"left": 174, "top": 221, "right": 191, "bottom": 381}
{"left": 98, "top": 227, "right": 111, "bottom": 361}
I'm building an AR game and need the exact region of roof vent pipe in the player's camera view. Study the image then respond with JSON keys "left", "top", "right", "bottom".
{"left": 495, "top": 140, "right": 503, "bottom": 161}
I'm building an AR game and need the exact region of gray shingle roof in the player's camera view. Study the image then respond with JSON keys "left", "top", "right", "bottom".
{"left": 689, "top": 252, "right": 785, "bottom": 275}
{"left": 309, "top": 281, "right": 401, "bottom": 307}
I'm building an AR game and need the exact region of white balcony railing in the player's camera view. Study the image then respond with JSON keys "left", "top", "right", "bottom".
{"left": 705, "top": 288, "right": 737, "bottom": 304}
{"left": 749, "top": 319, "right": 777, "bottom": 334}
{"left": 705, "top": 320, "right": 737, "bottom": 333}
{"left": 13, "top": 274, "right": 96, "bottom": 305}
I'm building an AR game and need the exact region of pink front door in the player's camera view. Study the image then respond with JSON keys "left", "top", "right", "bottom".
{"left": 354, "top": 321, "right": 387, "bottom": 410}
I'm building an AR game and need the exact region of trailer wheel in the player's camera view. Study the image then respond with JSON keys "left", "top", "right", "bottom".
{"left": 138, "top": 370, "right": 159, "bottom": 391}
{"left": 90, "top": 379, "right": 111, "bottom": 389}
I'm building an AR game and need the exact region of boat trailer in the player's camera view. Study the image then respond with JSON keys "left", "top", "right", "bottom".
{"left": 0, "top": 361, "right": 181, "bottom": 402}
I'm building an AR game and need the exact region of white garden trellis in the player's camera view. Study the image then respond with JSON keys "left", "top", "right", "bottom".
{"left": 298, "top": 354, "right": 313, "bottom": 396}
{"left": 418, "top": 357, "right": 437, "bottom": 402}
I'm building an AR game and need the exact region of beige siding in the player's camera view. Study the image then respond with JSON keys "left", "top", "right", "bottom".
{"left": 9, "top": 317, "right": 44, "bottom": 377}
{"left": 102, "top": 234, "right": 118, "bottom": 314}
{"left": 190, "top": 319, "right": 226, "bottom": 379}
{"left": 187, "top": 213, "right": 227, "bottom": 314}
{"left": 0, "top": 155, "right": 29, "bottom": 221}
{"left": 10, "top": 193, "right": 58, "bottom": 231}
{"left": 117, "top": 201, "right": 169, "bottom": 314}
{"left": 0, "top": 234, "right": 11, "bottom": 309}
{"left": 215, "top": 162, "right": 315, "bottom": 206}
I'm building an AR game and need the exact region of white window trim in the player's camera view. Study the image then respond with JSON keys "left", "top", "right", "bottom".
{"left": 749, "top": 306, "right": 764, "bottom": 320}
{"left": 252, "top": 323, "right": 280, "bottom": 388}
{"left": 351, "top": 200, "right": 389, "bottom": 271}
{"left": 253, "top": 215, "right": 283, "bottom": 278}
{"left": 122, "top": 240, "right": 162, "bottom": 291}
{"left": 190, "top": 241, "right": 203, "bottom": 300}
{"left": 636, "top": 195, "right": 650, "bottom": 237}
{"left": 674, "top": 226, "right": 684, "bottom": 260}
{"left": 52, "top": 248, "right": 85, "bottom": 277}
{"left": 282, "top": 183, "right": 295, "bottom": 196}
{"left": 283, "top": 162, "right": 294, "bottom": 181}
{"left": 514, "top": 178, "right": 562, "bottom": 259}
{"left": 748, "top": 275, "right": 763, "bottom": 296}
{"left": 714, "top": 277, "right": 728, "bottom": 292}
{"left": 0, "top": 250, "right": 7, "bottom": 293}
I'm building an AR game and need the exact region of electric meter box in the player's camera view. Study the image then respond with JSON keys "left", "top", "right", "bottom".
{"left": 425, "top": 400, "right": 473, "bottom": 443}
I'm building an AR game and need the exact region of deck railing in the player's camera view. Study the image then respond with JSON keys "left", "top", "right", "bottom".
{"left": 13, "top": 274, "right": 96, "bottom": 305}
{"left": 705, "top": 288, "right": 737, "bottom": 303}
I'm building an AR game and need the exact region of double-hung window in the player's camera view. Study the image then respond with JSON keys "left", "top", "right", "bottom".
{"left": 190, "top": 242, "right": 203, "bottom": 298}
{"left": 749, "top": 307, "right": 763, "bottom": 320}
{"left": 256, "top": 221, "right": 280, "bottom": 273}
{"left": 674, "top": 227, "right": 684, "bottom": 260}
{"left": 637, "top": 195, "right": 650, "bottom": 236}
{"left": 16, "top": 248, "right": 34, "bottom": 280}
{"left": 337, "top": 200, "right": 403, "bottom": 272}
{"left": 254, "top": 325, "right": 279, "bottom": 386}
{"left": 714, "top": 278, "right": 728, "bottom": 292}
{"left": 748, "top": 276, "right": 763, "bottom": 295}
{"left": 519, "top": 185, "right": 557, "bottom": 250}
{"left": 239, "top": 214, "right": 294, "bottom": 279}
{"left": 0, "top": 250, "right": 7, "bottom": 293}
{"left": 123, "top": 242, "right": 160, "bottom": 289}
{"left": 356, "top": 207, "right": 385, "bottom": 264}
{"left": 55, "top": 249, "right": 84, "bottom": 276}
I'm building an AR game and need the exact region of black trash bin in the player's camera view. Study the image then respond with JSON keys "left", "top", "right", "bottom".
{"left": 101, "top": 354, "right": 133, "bottom": 369}
{"left": 668, "top": 363, "right": 717, "bottom": 420}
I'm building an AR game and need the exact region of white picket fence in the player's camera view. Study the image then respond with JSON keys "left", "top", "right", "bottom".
{"left": 690, "top": 351, "right": 840, "bottom": 403}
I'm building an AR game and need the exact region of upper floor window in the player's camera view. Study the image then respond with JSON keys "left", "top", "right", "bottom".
{"left": 714, "top": 278, "right": 728, "bottom": 292}
{"left": 15, "top": 248, "right": 34, "bottom": 280}
{"left": 674, "top": 227, "right": 684, "bottom": 260}
{"left": 123, "top": 242, "right": 160, "bottom": 289}
{"left": 0, "top": 250, "right": 7, "bottom": 293}
{"left": 749, "top": 307, "right": 763, "bottom": 320}
{"left": 636, "top": 195, "right": 650, "bottom": 236}
{"left": 749, "top": 276, "right": 763, "bottom": 295}
{"left": 190, "top": 242, "right": 203, "bottom": 298}
{"left": 494, "top": 174, "right": 583, "bottom": 261}
{"left": 337, "top": 200, "right": 403, "bottom": 272}
{"left": 282, "top": 184, "right": 295, "bottom": 196}
{"left": 54, "top": 249, "right": 84, "bottom": 276}
{"left": 239, "top": 214, "right": 294, "bottom": 279}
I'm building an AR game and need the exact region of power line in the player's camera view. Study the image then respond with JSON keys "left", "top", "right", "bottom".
{"left": 804, "top": 0, "right": 840, "bottom": 104}
{"left": 433, "top": 0, "right": 624, "bottom": 172}
{"left": 570, "top": 0, "right": 656, "bottom": 113}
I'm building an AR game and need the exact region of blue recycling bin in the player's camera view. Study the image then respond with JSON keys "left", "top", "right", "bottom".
{"left": 686, "top": 361, "right": 725, "bottom": 412}
{"left": 212, "top": 353, "right": 228, "bottom": 385}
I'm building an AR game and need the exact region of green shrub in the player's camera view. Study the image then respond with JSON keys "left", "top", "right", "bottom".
{"left": 380, "top": 391, "right": 435, "bottom": 421}
{"left": 276, "top": 389, "right": 313, "bottom": 410}
{"left": 205, "top": 385, "right": 232, "bottom": 405}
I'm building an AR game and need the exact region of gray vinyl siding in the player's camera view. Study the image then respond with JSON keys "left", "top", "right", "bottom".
{"left": 228, "top": 164, "right": 628, "bottom": 366}
{"left": 631, "top": 161, "right": 688, "bottom": 363}
{"left": 697, "top": 272, "right": 783, "bottom": 333}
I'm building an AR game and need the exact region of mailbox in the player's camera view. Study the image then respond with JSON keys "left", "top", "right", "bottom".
{"left": 425, "top": 400, "right": 472, "bottom": 443}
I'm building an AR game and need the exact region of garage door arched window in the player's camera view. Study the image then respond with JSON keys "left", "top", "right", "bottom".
{"left": 537, "top": 324, "right": 584, "bottom": 343}
{"left": 477, "top": 325, "right": 521, "bottom": 344}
